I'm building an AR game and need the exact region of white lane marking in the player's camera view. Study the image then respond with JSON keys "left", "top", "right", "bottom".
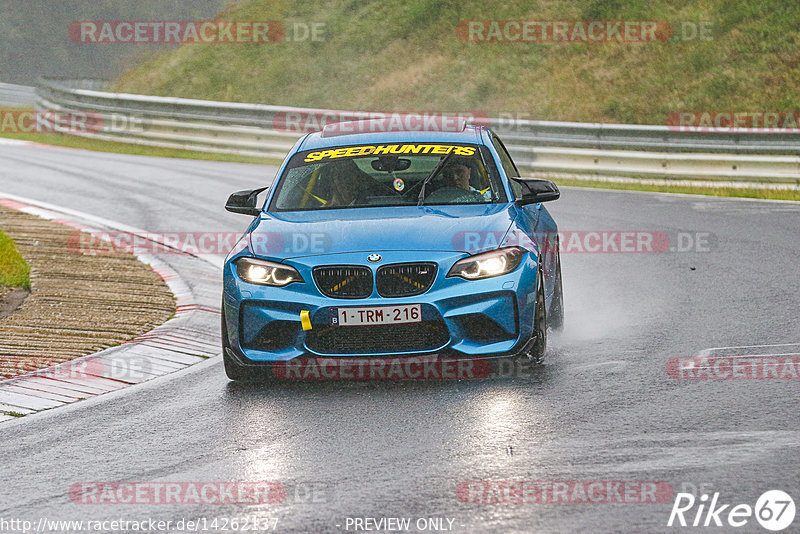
{"left": 701, "top": 342, "right": 800, "bottom": 351}
{"left": 698, "top": 343, "right": 800, "bottom": 357}
{"left": 694, "top": 354, "right": 800, "bottom": 363}
{"left": 571, "top": 360, "right": 628, "bottom": 370}
{"left": 536, "top": 430, "right": 800, "bottom": 473}
{"left": 689, "top": 344, "right": 800, "bottom": 372}
{"left": 0, "top": 138, "right": 33, "bottom": 147}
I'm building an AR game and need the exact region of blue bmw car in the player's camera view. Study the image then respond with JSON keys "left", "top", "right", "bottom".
{"left": 222, "top": 121, "right": 563, "bottom": 380}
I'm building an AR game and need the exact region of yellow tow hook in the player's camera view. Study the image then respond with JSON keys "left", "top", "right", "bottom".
{"left": 300, "top": 310, "right": 312, "bottom": 331}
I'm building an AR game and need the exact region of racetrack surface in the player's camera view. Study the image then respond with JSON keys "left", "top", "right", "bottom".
{"left": 0, "top": 143, "right": 799, "bottom": 532}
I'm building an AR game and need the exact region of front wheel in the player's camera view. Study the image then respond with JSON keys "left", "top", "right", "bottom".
{"left": 516, "top": 267, "right": 547, "bottom": 365}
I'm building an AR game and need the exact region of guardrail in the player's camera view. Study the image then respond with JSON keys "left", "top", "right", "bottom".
{"left": 32, "top": 77, "right": 800, "bottom": 182}
{"left": 0, "top": 82, "right": 37, "bottom": 107}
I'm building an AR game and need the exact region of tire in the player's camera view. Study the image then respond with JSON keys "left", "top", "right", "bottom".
{"left": 516, "top": 266, "right": 547, "bottom": 365}
{"left": 221, "top": 305, "right": 265, "bottom": 381}
{"left": 549, "top": 253, "right": 565, "bottom": 332}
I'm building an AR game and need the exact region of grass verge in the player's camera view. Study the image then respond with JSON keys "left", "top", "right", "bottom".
{"left": 0, "top": 130, "right": 279, "bottom": 165}
{"left": 0, "top": 230, "right": 30, "bottom": 290}
{"left": 553, "top": 178, "right": 800, "bottom": 201}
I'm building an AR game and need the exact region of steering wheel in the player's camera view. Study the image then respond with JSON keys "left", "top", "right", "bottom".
{"left": 424, "top": 186, "right": 485, "bottom": 204}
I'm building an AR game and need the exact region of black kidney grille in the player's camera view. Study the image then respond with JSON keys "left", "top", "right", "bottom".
{"left": 313, "top": 266, "right": 373, "bottom": 298}
{"left": 376, "top": 263, "right": 437, "bottom": 297}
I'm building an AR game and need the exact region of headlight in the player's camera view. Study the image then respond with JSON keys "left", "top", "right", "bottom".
{"left": 447, "top": 247, "right": 525, "bottom": 280}
{"left": 235, "top": 257, "right": 304, "bottom": 286}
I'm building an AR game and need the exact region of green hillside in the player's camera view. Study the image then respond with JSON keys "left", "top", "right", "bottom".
{"left": 113, "top": 0, "right": 800, "bottom": 124}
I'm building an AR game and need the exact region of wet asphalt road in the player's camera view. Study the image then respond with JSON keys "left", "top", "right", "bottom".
{"left": 0, "top": 142, "right": 799, "bottom": 533}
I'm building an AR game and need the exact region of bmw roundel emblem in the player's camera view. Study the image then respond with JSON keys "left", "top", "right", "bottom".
{"left": 367, "top": 253, "right": 382, "bottom": 263}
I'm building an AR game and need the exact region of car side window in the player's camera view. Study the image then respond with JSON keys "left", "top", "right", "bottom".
{"left": 491, "top": 135, "right": 522, "bottom": 198}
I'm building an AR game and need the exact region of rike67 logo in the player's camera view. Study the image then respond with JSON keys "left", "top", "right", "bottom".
{"left": 668, "top": 490, "right": 795, "bottom": 531}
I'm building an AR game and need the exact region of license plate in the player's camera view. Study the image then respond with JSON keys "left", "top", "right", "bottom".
{"left": 330, "top": 304, "right": 421, "bottom": 326}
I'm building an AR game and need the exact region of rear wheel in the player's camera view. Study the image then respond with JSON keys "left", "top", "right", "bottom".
{"left": 549, "top": 253, "right": 565, "bottom": 332}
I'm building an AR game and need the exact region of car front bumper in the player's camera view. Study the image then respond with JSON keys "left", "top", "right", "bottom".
{"left": 223, "top": 250, "right": 540, "bottom": 364}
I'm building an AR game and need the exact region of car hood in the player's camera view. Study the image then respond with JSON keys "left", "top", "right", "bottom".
{"left": 248, "top": 204, "right": 519, "bottom": 259}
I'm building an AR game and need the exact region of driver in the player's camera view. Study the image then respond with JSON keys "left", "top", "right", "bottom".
{"left": 442, "top": 161, "right": 472, "bottom": 191}
{"left": 441, "top": 158, "right": 491, "bottom": 200}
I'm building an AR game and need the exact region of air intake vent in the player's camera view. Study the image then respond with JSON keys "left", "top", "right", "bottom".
{"left": 306, "top": 321, "right": 449, "bottom": 354}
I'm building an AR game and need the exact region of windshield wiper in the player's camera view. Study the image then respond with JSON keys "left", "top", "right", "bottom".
{"left": 417, "top": 152, "right": 454, "bottom": 206}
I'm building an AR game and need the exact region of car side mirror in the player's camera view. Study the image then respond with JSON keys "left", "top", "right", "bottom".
{"left": 511, "top": 178, "right": 560, "bottom": 205}
{"left": 225, "top": 187, "right": 268, "bottom": 216}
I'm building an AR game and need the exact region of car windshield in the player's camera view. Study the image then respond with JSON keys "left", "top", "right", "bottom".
{"left": 268, "top": 143, "right": 506, "bottom": 211}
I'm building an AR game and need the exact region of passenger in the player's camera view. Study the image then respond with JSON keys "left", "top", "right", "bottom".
{"left": 323, "top": 160, "right": 384, "bottom": 207}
